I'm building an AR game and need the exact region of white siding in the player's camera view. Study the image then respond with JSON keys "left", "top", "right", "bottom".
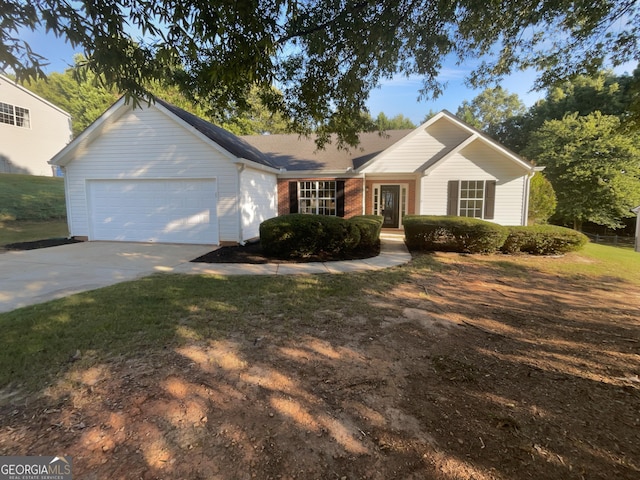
{"left": 361, "top": 117, "right": 470, "bottom": 174}
{"left": 0, "top": 76, "right": 72, "bottom": 176}
{"left": 419, "top": 141, "right": 529, "bottom": 225}
{"left": 239, "top": 167, "right": 278, "bottom": 241}
{"left": 64, "top": 105, "right": 241, "bottom": 243}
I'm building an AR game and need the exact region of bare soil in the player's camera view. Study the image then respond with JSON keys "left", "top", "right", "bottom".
{"left": 1, "top": 252, "right": 639, "bottom": 479}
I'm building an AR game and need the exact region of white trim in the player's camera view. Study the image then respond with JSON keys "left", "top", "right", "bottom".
{"left": 372, "top": 182, "right": 409, "bottom": 228}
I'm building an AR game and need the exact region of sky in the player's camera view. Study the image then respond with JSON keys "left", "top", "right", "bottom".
{"left": 15, "top": 27, "right": 637, "bottom": 126}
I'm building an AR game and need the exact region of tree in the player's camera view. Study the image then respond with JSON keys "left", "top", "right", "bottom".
{"left": 524, "top": 112, "right": 640, "bottom": 230}
{"left": 2, "top": 1, "right": 638, "bottom": 146}
{"left": 455, "top": 87, "right": 526, "bottom": 139}
{"left": 370, "top": 113, "right": 415, "bottom": 131}
{"left": 528, "top": 173, "right": 557, "bottom": 225}
{"left": 500, "top": 68, "right": 639, "bottom": 153}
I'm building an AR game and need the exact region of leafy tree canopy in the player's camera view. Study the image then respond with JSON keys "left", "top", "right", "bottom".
{"left": 528, "top": 173, "right": 557, "bottom": 225}
{"left": 499, "top": 68, "right": 640, "bottom": 152}
{"left": 455, "top": 86, "right": 526, "bottom": 139}
{"left": 3, "top": 0, "right": 638, "bottom": 145}
{"left": 524, "top": 112, "right": 640, "bottom": 229}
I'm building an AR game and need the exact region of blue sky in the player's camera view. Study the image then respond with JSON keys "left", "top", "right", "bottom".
{"left": 17, "top": 27, "right": 637, "bottom": 126}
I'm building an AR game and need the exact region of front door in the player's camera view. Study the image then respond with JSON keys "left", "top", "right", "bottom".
{"left": 380, "top": 185, "right": 400, "bottom": 228}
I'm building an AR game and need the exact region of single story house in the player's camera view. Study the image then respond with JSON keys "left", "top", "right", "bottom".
{"left": 50, "top": 97, "right": 540, "bottom": 245}
{"left": 1, "top": 74, "right": 72, "bottom": 176}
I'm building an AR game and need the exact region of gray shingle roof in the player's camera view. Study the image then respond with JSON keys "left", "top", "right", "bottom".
{"left": 156, "top": 99, "right": 277, "bottom": 169}
{"left": 241, "top": 130, "right": 413, "bottom": 171}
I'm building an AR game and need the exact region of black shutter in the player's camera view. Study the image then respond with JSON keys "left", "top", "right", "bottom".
{"left": 484, "top": 180, "right": 496, "bottom": 219}
{"left": 447, "top": 180, "right": 459, "bottom": 216}
{"left": 289, "top": 181, "right": 298, "bottom": 213}
{"left": 336, "top": 180, "right": 345, "bottom": 217}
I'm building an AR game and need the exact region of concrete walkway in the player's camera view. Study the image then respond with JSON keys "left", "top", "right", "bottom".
{"left": 174, "top": 233, "right": 411, "bottom": 276}
{"left": 0, "top": 234, "right": 410, "bottom": 313}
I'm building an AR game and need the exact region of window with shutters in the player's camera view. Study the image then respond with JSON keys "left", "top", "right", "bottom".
{"left": 459, "top": 180, "right": 485, "bottom": 218}
{"left": 298, "top": 181, "right": 337, "bottom": 215}
{"left": 0, "top": 102, "right": 30, "bottom": 128}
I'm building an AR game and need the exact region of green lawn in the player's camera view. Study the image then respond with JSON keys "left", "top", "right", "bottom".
{"left": 0, "top": 219, "right": 69, "bottom": 246}
{"left": 0, "top": 173, "right": 66, "bottom": 221}
{"left": 0, "top": 243, "right": 637, "bottom": 395}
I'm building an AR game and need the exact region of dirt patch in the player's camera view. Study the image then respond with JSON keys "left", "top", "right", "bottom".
{"left": 192, "top": 240, "right": 380, "bottom": 264}
{"left": 1, "top": 252, "right": 639, "bottom": 479}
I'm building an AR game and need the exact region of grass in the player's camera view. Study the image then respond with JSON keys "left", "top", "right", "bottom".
{"left": 0, "top": 219, "right": 69, "bottom": 246}
{"left": 0, "top": 173, "right": 66, "bottom": 221}
{"left": 0, "top": 242, "right": 637, "bottom": 397}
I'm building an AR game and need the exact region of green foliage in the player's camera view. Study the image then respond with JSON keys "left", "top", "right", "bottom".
{"left": 528, "top": 173, "right": 557, "bottom": 225}
{"left": 501, "top": 225, "right": 588, "bottom": 255}
{"left": 4, "top": 1, "right": 638, "bottom": 147}
{"left": 21, "top": 58, "right": 119, "bottom": 136}
{"left": 403, "top": 215, "right": 508, "bottom": 254}
{"left": 455, "top": 86, "right": 526, "bottom": 139}
{"left": 369, "top": 113, "right": 416, "bottom": 131}
{"left": 524, "top": 112, "right": 640, "bottom": 229}
{"left": 348, "top": 215, "right": 383, "bottom": 249}
{"left": 260, "top": 214, "right": 363, "bottom": 258}
{"left": 499, "top": 69, "right": 639, "bottom": 153}
{"left": 0, "top": 174, "right": 66, "bottom": 221}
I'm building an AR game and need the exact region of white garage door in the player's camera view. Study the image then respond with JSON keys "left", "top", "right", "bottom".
{"left": 88, "top": 179, "right": 218, "bottom": 244}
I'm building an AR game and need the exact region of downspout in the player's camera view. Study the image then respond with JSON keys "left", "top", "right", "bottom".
{"left": 362, "top": 172, "right": 367, "bottom": 214}
{"left": 524, "top": 166, "right": 545, "bottom": 226}
{"left": 236, "top": 163, "right": 245, "bottom": 245}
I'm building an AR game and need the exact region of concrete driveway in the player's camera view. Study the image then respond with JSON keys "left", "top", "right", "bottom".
{"left": 0, "top": 242, "right": 215, "bottom": 313}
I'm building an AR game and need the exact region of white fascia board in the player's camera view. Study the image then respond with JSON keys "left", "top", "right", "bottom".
{"left": 417, "top": 134, "right": 479, "bottom": 174}
{"left": 276, "top": 170, "right": 364, "bottom": 178}
{"left": 356, "top": 111, "right": 449, "bottom": 172}
{"left": 233, "top": 158, "right": 280, "bottom": 174}
{"left": 49, "top": 96, "right": 130, "bottom": 166}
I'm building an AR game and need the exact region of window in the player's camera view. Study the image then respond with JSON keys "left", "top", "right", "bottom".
{"left": 447, "top": 180, "right": 496, "bottom": 219}
{"left": 459, "top": 180, "right": 485, "bottom": 218}
{"left": 0, "top": 102, "right": 30, "bottom": 128}
{"left": 298, "top": 181, "right": 337, "bottom": 215}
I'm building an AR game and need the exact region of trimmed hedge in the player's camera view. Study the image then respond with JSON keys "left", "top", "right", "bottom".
{"left": 501, "top": 225, "right": 588, "bottom": 255}
{"left": 348, "top": 215, "right": 383, "bottom": 249}
{"left": 259, "top": 214, "right": 382, "bottom": 258}
{"left": 404, "top": 215, "right": 508, "bottom": 254}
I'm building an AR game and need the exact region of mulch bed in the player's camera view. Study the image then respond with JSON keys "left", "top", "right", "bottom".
{"left": 191, "top": 240, "right": 380, "bottom": 264}
{"left": 2, "top": 237, "right": 380, "bottom": 264}
{"left": 3, "top": 237, "right": 82, "bottom": 251}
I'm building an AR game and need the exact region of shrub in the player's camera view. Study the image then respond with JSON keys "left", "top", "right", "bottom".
{"left": 404, "top": 215, "right": 508, "bottom": 254}
{"left": 260, "top": 214, "right": 363, "bottom": 258}
{"left": 501, "top": 225, "right": 588, "bottom": 255}
{"left": 348, "top": 215, "right": 383, "bottom": 249}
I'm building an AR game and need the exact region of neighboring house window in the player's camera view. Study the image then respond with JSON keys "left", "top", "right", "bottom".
{"left": 447, "top": 180, "right": 496, "bottom": 219}
{"left": 288, "top": 180, "right": 346, "bottom": 216}
{"left": 0, "top": 102, "right": 30, "bottom": 128}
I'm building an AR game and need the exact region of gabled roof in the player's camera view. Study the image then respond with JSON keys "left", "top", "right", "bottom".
{"left": 0, "top": 74, "right": 71, "bottom": 118}
{"left": 242, "top": 130, "right": 412, "bottom": 172}
{"left": 155, "top": 99, "right": 276, "bottom": 169}
{"left": 357, "top": 110, "right": 535, "bottom": 174}
{"left": 50, "top": 97, "right": 277, "bottom": 169}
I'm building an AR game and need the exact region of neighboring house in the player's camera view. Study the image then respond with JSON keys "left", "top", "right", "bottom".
{"left": 0, "top": 74, "right": 72, "bottom": 176}
{"left": 50, "top": 98, "right": 539, "bottom": 245}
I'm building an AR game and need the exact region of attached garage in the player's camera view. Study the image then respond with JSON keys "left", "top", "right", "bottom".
{"left": 87, "top": 179, "right": 218, "bottom": 244}
{"left": 50, "top": 97, "right": 279, "bottom": 245}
